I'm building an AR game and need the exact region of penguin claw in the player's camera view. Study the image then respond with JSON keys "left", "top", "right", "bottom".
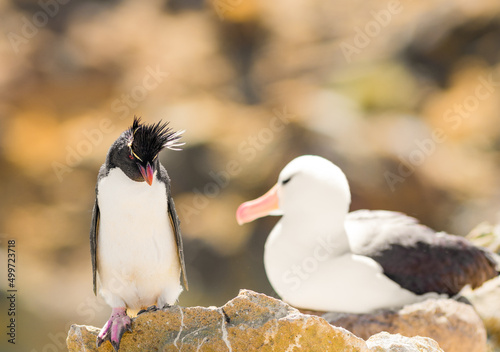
{"left": 138, "top": 305, "right": 158, "bottom": 315}
{"left": 96, "top": 307, "right": 131, "bottom": 351}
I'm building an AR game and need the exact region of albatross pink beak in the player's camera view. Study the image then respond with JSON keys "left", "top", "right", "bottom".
{"left": 236, "top": 184, "right": 280, "bottom": 225}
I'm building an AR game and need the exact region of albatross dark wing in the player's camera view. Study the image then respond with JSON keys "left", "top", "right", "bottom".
{"left": 346, "top": 210, "right": 498, "bottom": 296}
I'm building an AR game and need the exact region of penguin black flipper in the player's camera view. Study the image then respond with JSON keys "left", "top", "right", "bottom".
{"left": 90, "top": 196, "right": 100, "bottom": 295}
{"left": 160, "top": 164, "right": 189, "bottom": 291}
{"left": 90, "top": 165, "right": 106, "bottom": 296}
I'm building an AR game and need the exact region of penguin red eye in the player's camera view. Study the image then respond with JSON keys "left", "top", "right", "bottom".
{"left": 129, "top": 154, "right": 134, "bottom": 160}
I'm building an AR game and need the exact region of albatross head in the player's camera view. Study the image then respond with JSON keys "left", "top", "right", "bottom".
{"left": 236, "top": 155, "right": 351, "bottom": 225}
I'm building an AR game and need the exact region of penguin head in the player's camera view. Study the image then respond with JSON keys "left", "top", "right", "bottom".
{"left": 108, "top": 116, "right": 184, "bottom": 185}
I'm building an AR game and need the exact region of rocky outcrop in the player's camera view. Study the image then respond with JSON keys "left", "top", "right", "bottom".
{"left": 67, "top": 290, "right": 447, "bottom": 352}
{"left": 323, "top": 298, "right": 487, "bottom": 352}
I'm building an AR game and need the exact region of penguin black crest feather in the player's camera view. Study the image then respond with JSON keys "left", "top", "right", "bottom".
{"left": 127, "top": 116, "right": 185, "bottom": 162}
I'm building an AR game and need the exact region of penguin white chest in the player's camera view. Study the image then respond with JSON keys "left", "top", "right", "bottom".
{"left": 96, "top": 168, "right": 181, "bottom": 310}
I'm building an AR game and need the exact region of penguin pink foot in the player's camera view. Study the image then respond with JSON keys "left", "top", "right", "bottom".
{"left": 97, "top": 307, "right": 132, "bottom": 351}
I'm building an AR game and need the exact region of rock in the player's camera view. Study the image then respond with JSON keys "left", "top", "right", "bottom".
{"left": 464, "top": 224, "right": 500, "bottom": 349}
{"left": 462, "top": 277, "right": 500, "bottom": 348}
{"left": 67, "top": 289, "right": 371, "bottom": 351}
{"left": 67, "top": 290, "right": 446, "bottom": 352}
{"left": 323, "top": 298, "right": 487, "bottom": 352}
{"left": 466, "top": 221, "right": 500, "bottom": 254}
{"left": 367, "top": 332, "right": 443, "bottom": 352}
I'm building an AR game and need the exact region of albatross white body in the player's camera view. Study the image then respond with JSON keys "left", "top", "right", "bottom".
{"left": 97, "top": 168, "right": 181, "bottom": 311}
{"left": 264, "top": 211, "right": 425, "bottom": 313}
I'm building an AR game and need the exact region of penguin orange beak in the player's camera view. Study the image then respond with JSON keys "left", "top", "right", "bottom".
{"left": 138, "top": 162, "right": 154, "bottom": 186}
{"left": 236, "top": 184, "right": 280, "bottom": 225}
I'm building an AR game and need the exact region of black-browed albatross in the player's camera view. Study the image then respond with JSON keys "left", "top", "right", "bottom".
{"left": 236, "top": 155, "right": 498, "bottom": 313}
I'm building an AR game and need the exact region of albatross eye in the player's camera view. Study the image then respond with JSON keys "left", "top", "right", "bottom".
{"left": 282, "top": 177, "right": 292, "bottom": 185}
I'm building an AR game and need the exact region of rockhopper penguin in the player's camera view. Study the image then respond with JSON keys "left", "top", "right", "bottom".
{"left": 90, "top": 117, "right": 188, "bottom": 350}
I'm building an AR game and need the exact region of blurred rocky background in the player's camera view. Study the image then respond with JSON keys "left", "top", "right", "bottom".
{"left": 1, "top": 0, "right": 500, "bottom": 350}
